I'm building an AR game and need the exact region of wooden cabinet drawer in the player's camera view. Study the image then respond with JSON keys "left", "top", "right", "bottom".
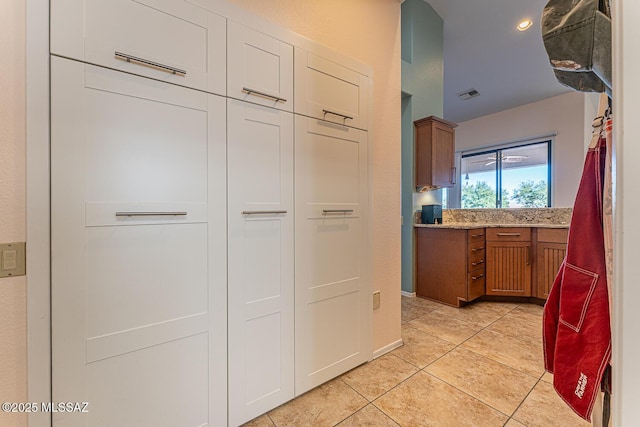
{"left": 467, "top": 229, "right": 486, "bottom": 244}
{"left": 486, "top": 227, "right": 531, "bottom": 242}
{"left": 467, "top": 271, "right": 486, "bottom": 301}
{"left": 537, "top": 228, "right": 568, "bottom": 243}
{"left": 52, "top": 0, "right": 226, "bottom": 96}
{"left": 295, "top": 48, "right": 369, "bottom": 130}
{"left": 469, "top": 241, "right": 486, "bottom": 256}
{"left": 468, "top": 251, "right": 486, "bottom": 271}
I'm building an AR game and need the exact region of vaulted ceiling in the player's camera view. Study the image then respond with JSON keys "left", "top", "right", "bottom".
{"left": 425, "top": 0, "right": 571, "bottom": 123}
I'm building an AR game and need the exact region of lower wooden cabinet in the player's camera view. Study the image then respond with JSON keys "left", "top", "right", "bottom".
{"left": 486, "top": 228, "right": 532, "bottom": 297}
{"left": 416, "top": 228, "right": 486, "bottom": 307}
{"left": 416, "top": 226, "right": 568, "bottom": 304}
{"left": 535, "top": 228, "right": 569, "bottom": 299}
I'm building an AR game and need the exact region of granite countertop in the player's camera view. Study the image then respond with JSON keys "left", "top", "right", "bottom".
{"left": 413, "top": 208, "right": 572, "bottom": 230}
{"left": 414, "top": 223, "right": 569, "bottom": 229}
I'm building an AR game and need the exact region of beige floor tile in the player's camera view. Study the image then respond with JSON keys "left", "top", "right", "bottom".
{"left": 432, "top": 301, "right": 518, "bottom": 327}
{"left": 541, "top": 371, "right": 553, "bottom": 383}
{"left": 242, "top": 414, "right": 275, "bottom": 426}
{"left": 335, "top": 404, "right": 400, "bottom": 426}
{"left": 462, "top": 329, "right": 545, "bottom": 377}
{"left": 505, "top": 419, "right": 527, "bottom": 427}
{"left": 341, "top": 354, "right": 418, "bottom": 401}
{"left": 513, "top": 380, "right": 591, "bottom": 427}
{"left": 425, "top": 347, "right": 538, "bottom": 416}
{"left": 374, "top": 371, "right": 508, "bottom": 427}
{"left": 401, "top": 297, "right": 440, "bottom": 323}
{"left": 486, "top": 312, "right": 542, "bottom": 342}
{"left": 513, "top": 303, "right": 544, "bottom": 317}
{"left": 408, "top": 310, "right": 484, "bottom": 345}
{"left": 268, "top": 378, "right": 367, "bottom": 427}
{"left": 391, "top": 325, "right": 455, "bottom": 368}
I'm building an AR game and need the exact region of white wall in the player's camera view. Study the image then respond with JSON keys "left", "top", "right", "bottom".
{"left": 225, "top": 0, "right": 403, "bottom": 353}
{"left": 613, "top": 0, "right": 640, "bottom": 424}
{"left": 0, "top": 0, "right": 27, "bottom": 426}
{"left": 456, "top": 91, "right": 590, "bottom": 208}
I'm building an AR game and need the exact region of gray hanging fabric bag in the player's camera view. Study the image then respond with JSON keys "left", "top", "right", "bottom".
{"left": 541, "top": 0, "right": 611, "bottom": 93}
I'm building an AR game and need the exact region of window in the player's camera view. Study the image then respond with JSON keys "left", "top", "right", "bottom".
{"left": 460, "top": 141, "right": 551, "bottom": 208}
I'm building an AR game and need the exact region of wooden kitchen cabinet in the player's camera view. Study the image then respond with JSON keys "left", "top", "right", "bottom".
{"left": 416, "top": 228, "right": 486, "bottom": 307}
{"left": 486, "top": 228, "right": 532, "bottom": 297}
{"left": 415, "top": 116, "right": 457, "bottom": 189}
{"left": 535, "top": 228, "right": 569, "bottom": 300}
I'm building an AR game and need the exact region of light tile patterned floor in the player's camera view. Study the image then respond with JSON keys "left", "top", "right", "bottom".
{"left": 242, "top": 297, "right": 590, "bottom": 427}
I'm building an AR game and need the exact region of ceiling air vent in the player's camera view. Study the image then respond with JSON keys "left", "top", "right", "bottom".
{"left": 458, "top": 88, "right": 480, "bottom": 100}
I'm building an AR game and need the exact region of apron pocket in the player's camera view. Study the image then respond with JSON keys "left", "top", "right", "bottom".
{"left": 558, "top": 262, "right": 599, "bottom": 332}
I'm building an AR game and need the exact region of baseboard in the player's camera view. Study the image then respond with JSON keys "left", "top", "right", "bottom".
{"left": 401, "top": 290, "right": 416, "bottom": 298}
{"left": 372, "top": 339, "right": 403, "bottom": 359}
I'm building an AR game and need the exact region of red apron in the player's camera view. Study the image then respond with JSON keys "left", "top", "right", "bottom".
{"left": 543, "top": 136, "right": 612, "bottom": 421}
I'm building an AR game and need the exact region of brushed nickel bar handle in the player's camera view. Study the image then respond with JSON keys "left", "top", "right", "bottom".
{"left": 322, "top": 109, "right": 354, "bottom": 123}
{"left": 471, "top": 260, "right": 485, "bottom": 267}
{"left": 242, "top": 87, "right": 287, "bottom": 103}
{"left": 115, "top": 52, "right": 186, "bottom": 76}
{"left": 451, "top": 167, "right": 457, "bottom": 185}
{"left": 242, "top": 210, "right": 287, "bottom": 215}
{"left": 472, "top": 274, "right": 485, "bottom": 281}
{"left": 116, "top": 211, "right": 187, "bottom": 217}
{"left": 471, "top": 247, "right": 484, "bottom": 252}
{"left": 322, "top": 209, "right": 355, "bottom": 214}
{"left": 496, "top": 232, "right": 522, "bottom": 237}
{"left": 471, "top": 233, "right": 485, "bottom": 238}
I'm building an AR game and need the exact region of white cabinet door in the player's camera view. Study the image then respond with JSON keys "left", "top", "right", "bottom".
{"left": 227, "top": 21, "right": 293, "bottom": 112}
{"left": 295, "top": 48, "right": 369, "bottom": 130}
{"left": 51, "top": 57, "right": 227, "bottom": 427}
{"left": 294, "top": 116, "right": 372, "bottom": 395}
{"left": 227, "top": 99, "right": 294, "bottom": 426}
{"left": 51, "top": 0, "right": 226, "bottom": 95}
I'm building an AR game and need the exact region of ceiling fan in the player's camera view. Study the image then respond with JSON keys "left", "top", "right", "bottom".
{"left": 471, "top": 154, "right": 529, "bottom": 166}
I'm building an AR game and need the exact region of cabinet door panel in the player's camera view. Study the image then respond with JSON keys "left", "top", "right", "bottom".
{"left": 486, "top": 242, "right": 532, "bottom": 296}
{"left": 51, "top": 57, "right": 226, "bottom": 426}
{"left": 431, "top": 123, "right": 456, "bottom": 187}
{"left": 52, "top": 0, "right": 226, "bottom": 95}
{"left": 295, "top": 116, "right": 371, "bottom": 395}
{"left": 227, "top": 99, "right": 294, "bottom": 425}
{"left": 537, "top": 242, "right": 567, "bottom": 299}
{"left": 228, "top": 21, "right": 293, "bottom": 112}
{"left": 295, "top": 48, "right": 369, "bottom": 130}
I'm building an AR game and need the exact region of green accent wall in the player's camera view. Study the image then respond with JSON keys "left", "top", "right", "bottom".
{"left": 401, "top": 0, "right": 444, "bottom": 293}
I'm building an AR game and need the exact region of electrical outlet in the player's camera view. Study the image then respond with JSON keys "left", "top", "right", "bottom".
{"left": 0, "top": 242, "right": 26, "bottom": 278}
{"left": 373, "top": 291, "right": 381, "bottom": 310}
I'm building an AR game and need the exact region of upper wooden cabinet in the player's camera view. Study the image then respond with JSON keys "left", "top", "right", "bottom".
{"left": 295, "top": 48, "right": 369, "bottom": 130}
{"left": 51, "top": 0, "right": 227, "bottom": 96}
{"left": 415, "top": 116, "right": 458, "bottom": 189}
{"left": 227, "top": 21, "right": 294, "bottom": 112}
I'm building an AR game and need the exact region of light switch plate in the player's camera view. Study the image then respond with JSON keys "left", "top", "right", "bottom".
{"left": 0, "top": 242, "right": 26, "bottom": 278}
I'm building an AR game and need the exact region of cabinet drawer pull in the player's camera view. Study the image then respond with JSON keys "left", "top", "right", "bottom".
{"left": 242, "top": 87, "right": 287, "bottom": 103}
{"left": 496, "top": 232, "right": 522, "bottom": 237}
{"left": 116, "top": 211, "right": 187, "bottom": 217}
{"left": 322, "top": 209, "right": 354, "bottom": 214}
{"left": 322, "top": 109, "right": 354, "bottom": 123}
{"left": 471, "top": 260, "right": 485, "bottom": 267}
{"left": 472, "top": 274, "right": 485, "bottom": 281}
{"left": 242, "top": 210, "right": 287, "bottom": 215}
{"left": 115, "top": 51, "right": 186, "bottom": 76}
{"left": 471, "top": 247, "right": 484, "bottom": 252}
{"left": 471, "top": 233, "right": 485, "bottom": 238}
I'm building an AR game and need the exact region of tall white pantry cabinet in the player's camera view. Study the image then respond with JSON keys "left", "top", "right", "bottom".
{"left": 49, "top": 1, "right": 372, "bottom": 426}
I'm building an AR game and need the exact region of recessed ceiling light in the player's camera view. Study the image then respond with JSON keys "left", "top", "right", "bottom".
{"left": 517, "top": 19, "right": 533, "bottom": 31}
